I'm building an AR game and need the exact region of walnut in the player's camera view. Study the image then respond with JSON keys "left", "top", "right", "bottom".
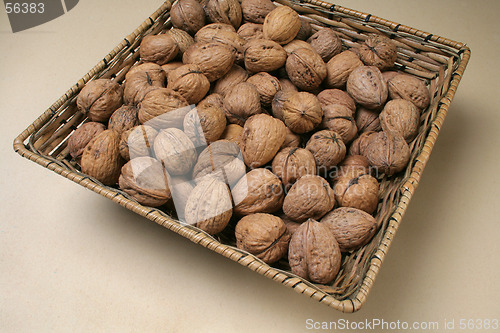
{"left": 334, "top": 155, "right": 371, "bottom": 180}
{"left": 240, "top": 114, "right": 286, "bottom": 168}
{"left": 205, "top": 0, "right": 242, "bottom": 30}
{"left": 243, "top": 38, "right": 287, "bottom": 73}
{"left": 282, "top": 92, "right": 323, "bottom": 134}
{"left": 170, "top": 0, "right": 206, "bottom": 35}
{"left": 119, "top": 125, "right": 158, "bottom": 161}
{"left": 382, "top": 70, "right": 399, "bottom": 83}
{"left": 212, "top": 65, "right": 248, "bottom": 97}
{"left": 349, "top": 131, "right": 376, "bottom": 156}
{"left": 278, "top": 78, "right": 299, "bottom": 93}
{"left": 237, "top": 23, "right": 264, "bottom": 41}
{"left": 333, "top": 173, "right": 379, "bottom": 214}
{"left": 76, "top": 79, "right": 123, "bottom": 123}
{"left": 235, "top": 213, "right": 290, "bottom": 264}
{"left": 379, "top": 99, "right": 420, "bottom": 142}
{"left": 223, "top": 82, "right": 262, "bottom": 126}
{"left": 195, "top": 27, "right": 246, "bottom": 62}
{"left": 246, "top": 72, "right": 281, "bottom": 106}
{"left": 124, "top": 63, "right": 166, "bottom": 106}
{"left": 280, "top": 126, "right": 301, "bottom": 149}
{"left": 161, "top": 62, "right": 184, "bottom": 77}
{"left": 358, "top": 34, "right": 398, "bottom": 71}
{"left": 272, "top": 147, "right": 316, "bottom": 189}
{"left": 283, "top": 40, "right": 315, "bottom": 55}
{"left": 307, "top": 28, "right": 342, "bottom": 62}
{"left": 68, "top": 122, "right": 106, "bottom": 162}
{"left": 108, "top": 105, "right": 139, "bottom": 134}
{"left": 321, "top": 104, "right": 358, "bottom": 143}
{"left": 325, "top": 50, "right": 363, "bottom": 88}
{"left": 198, "top": 93, "right": 224, "bottom": 110}
{"left": 347, "top": 66, "right": 388, "bottom": 110}
{"left": 355, "top": 107, "right": 381, "bottom": 133}
{"left": 365, "top": 131, "right": 410, "bottom": 176}
{"left": 184, "top": 177, "right": 233, "bottom": 234}
{"left": 280, "top": 213, "right": 301, "bottom": 236}
{"left": 81, "top": 129, "right": 124, "bottom": 185}
{"left": 118, "top": 156, "right": 171, "bottom": 207}
{"left": 168, "top": 176, "right": 196, "bottom": 221}
{"left": 192, "top": 140, "right": 245, "bottom": 186}
{"left": 166, "top": 28, "right": 195, "bottom": 55}
{"left": 305, "top": 130, "right": 346, "bottom": 173}
{"left": 153, "top": 128, "right": 197, "bottom": 176}
{"left": 182, "top": 42, "right": 235, "bottom": 82}
{"left": 139, "top": 34, "right": 179, "bottom": 65}
{"left": 232, "top": 168, "right": 284, "bottom": 215}
{"left": 138, "top": 88, "right": 190, "bottom": 129}
{"left": 295, "top": 17, "right": 312, "bottom": 41}
{"left": 240, "top": 0, "right": 276, "bottom": 24}
{"left": 286, "top": 48, "right": 327, "bottom": 91}
{"left": 288, "top": 219, "right": 341, "bottom": 284}
{"left": 388, "top": 74, "right": 430, "bottom": 110}
{"left": 321, "top": 207, "right": 377, "bottom": 252}
{"left": 283, "top": 175, "right": 335, "bottom": 222}
{"left": 271, "top": 90, "right": 292, "bottom": 121}
{"left": 167, "top": 63, "right": 210, "bottom": 104}
{"left": 183, "top": 102, "right": 226, "bottom": 146}
{"left": 219, "top": 123, "right": 243, "bottom": 143}
{"left": 317, "top": 89, "right": 356, "bottom": 115}
{"left": 263, "top": 6, "right": 301, "bottom": 45}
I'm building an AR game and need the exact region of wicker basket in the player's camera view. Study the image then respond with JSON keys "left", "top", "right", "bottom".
{"left": 13, "top": 0, "right": 470, "bottom": 313}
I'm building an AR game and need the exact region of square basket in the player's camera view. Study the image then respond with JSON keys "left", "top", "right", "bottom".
{"left": 13, "top": 0, "right": 470, "bottom": 312}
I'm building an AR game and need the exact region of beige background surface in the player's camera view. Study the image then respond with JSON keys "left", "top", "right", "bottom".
{"left": 1, "top": 0, "right": 499, "bottom": 332}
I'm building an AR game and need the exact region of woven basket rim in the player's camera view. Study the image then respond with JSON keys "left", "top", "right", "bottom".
{"left": 12, "top": 0, "right": 470, "bottom": 313}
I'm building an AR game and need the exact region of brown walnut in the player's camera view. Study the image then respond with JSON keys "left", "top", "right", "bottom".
{"left": 358, "top": 34, "right": 398, "bottom": 71}
{"left": 167, "top": 63, "right": 210, "bottom": 104}
{"left": 183, "top": 102, "right": 226, "bottom": 146}
{"left": 240, "top": 0, "right": 276, "bottom": 24}
{"left": 237, "top": 23, "right": 264, "bottom": 41}
{"left": 119, "top": 125, "right": 158, "bottom": 161}
{"left": 170, "top": 0, "right": 206, "bottom": 35}
{"left": 263, "top": 6, "right": 301, "bottom": 45}
{"left": 388, "top": 74, "right": 430, "bottom": 110}
{"left": 333, "top": 173, "right": 379, "bottom": 214}
{"left": 76, "top": 79, "right": 123, "bottom": 123}
{"left": 243, "top": 38, "right": 286, "bottom": 73}
{"left": 346, "top": 66, "right": 388, "bottom": 110}
{"left": 365, "top": 131, "right": 410, "bottom": 176}
{"left": 280, "top": 127, "right": 301, "bottom": 150}
{"left": 139, "top": 34, "right": 179, "bottom": 65}
{"left": 68, "top": 122, "right": 106, "bottom": 161}
{"left": 282, "top": 92, "right": 323, "bottom": 134}
{"left": 195, "top": 27, "right": 246, "bottom": 62}
{"left": 272, "top": 147, "right": 316, "bottom": 189}
{"left": 223, "top": 82, "right": 262, "bottom": 126}
{"left": 355, "top": 107, "right": 382, "bottom": 133}
{"left": 325, "top": 50, "right": 363, "bottom": 88}
{"left": 108, "top": 105, "right": 139, "bottom": 134}
{"left": 305, "top": 130, "right": 346, "bottom": 173}
{"left": 212, "top": 64, "right": 248, "bottom": 97}
{"left": 246, "top": 72, "right": 281, "bottom": 106}
{"left": 286, "top": 48, "right": 327, "bottom": 91}
{"left": 219, "top": 123, "right": 243, "bottom": 144}
{"left": 349, "top": 131, "right": 376, "bottom": 156}
{"left": 153, "top": 128, "right": 197, "bottom": 176}
{"left": 182, "top": 42, "right": 235, "bottom": 82}
{"left": 379, "top": 99, "right": 420, "bottom": 142}
{"left": 205, "top": 0, "right": 242, "bottom": 30}
{"left": 307, "top": 28, "right": 342, "bottom": 62}
{"left": 317, "top": 89, "right": 356, "bottom": 115}
{"left": 124, "top": 63, "right": 166, "bottom": 106}
{"left": 321, "top": 104, "right": 358, "bottom": 143}
{"left": 138, "top": 88, "right": 190, "bottom": 129}
{"left": 166, "top": 28, "right": 195, "bottom": 56}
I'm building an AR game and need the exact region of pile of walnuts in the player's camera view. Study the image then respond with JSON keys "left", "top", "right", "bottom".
{"left": 68, "top": 0, "right": 431, "bottom": 285}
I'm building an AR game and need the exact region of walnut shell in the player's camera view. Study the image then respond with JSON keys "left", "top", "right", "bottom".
{"left": 334, "top": 155, "right": 371, "bottom": 180}
{"left": 240, "top": 114, "right": 286, "bottom": 168}
{"left": 139, "top": 34, "right": 179, "bottom": 65}
{"left": 286, "top": 48, "right": 327, "bottom": 91}
{"left": 119, "top": 125, "right": 158, "bottom": 161}
{"left": 321, "top": 104, "right": 358, "bottom": 143}
{"left": 167, "top": 63, "right": 210, "bottom": 104}
{"left": 154, "top": 128, "right": 197, "bottom": 176}
{"left": 307, "top": 28, "right": 342, "bottom": 62}
{"left": 118, "top": 156, "right": 171, "bottom": 207}
{"left": 240, "top": 0, "right": 276, "bottom": 24}
{"left": 195, "top": 27, "right": 246, "bottom": 62}
{"left": 76, "top": 79, "right": 123, "bottom": 123}
{"left": 168, "top": 176, "right": 196, "bottom": 221}
{"left": 205, "top": 0, "right": 242, "bottom": 29}
{"left": 182, "top": 42, "right": 235, "bottom": 82}
{"left": 382, "top": 70, "right": 400, "bottom": 83}
{"left": 278, "top": 78, "right": 299, "bottom": 93}
{"left": 283, "top": 40, "right": 315, "bottom": 55}
{"left": 305, "top": 130, "right": 346, "bottom": 173}
{"left": 272, "top": 147, "right": 316, "bottom": 188}
{"left": 282, "top": 92, "right": 323, "bottom": 134}
{"left": 246, "top": 72, "right": 281, "bottom": 106}
{"left": 280, "top": 213, "right": 302, "bottom": 236}
{"left": 198, "top": 93, "right": 225, "bottom": 110}
{"left": 138, "top": 88, "right": 190, "bottom": 130}
{"left": 321, "top": 207, "right": 377, "bottom": 252}
{"left": 347, "top": 66, "right": 388, "bottom": 110}
{"left": 170, "top": 0, "right": 206, "bottom": 35}
{"left": 388, "top": 74, "right": 430, "bottom": 110}
{"left": 365, "top": 131, "right": 410, "bottom": 176}
{"left": 223, "top": 82, "right": 262, "bottom": 126}
{"left": 358, "top": 34, "right": 397, "bottom": 71}
{"left": 185, "top": 177, "right": 233, "bottom": 234}
{"left": 235, "top": 213, "right": 290, "bottom": 264}
{"left": 283, "top": 175, "right": 335, "bottom": 222}
{"left": 288, "top": 219, "right": 341, "bottom": 284}
{"left": 108, "top": 105, "right": 139, "bottom": 134}
{"left": 219, "top": 124, "right": 243, "bottom": 143}
{"left": 317, "top": 89, "right": 356, "bottom": 115}
{"left": 161, "top": 62, "right": 184, "bottom": 78}
{"left": 192, "top": 140, "right": 245, "bottom": 186}
{"left": 243, "top": 38, "right": 287, "bottom": 73}
{"left": 263, "top": 6, "right": 301, "bottom": 45}
{"left": 349, "top": 131, "right": 376, "bottom": 156}
{"left": 81, "top": 129, "right": 124, "bottom": 185}
{"left": 166, "top": 28, "right": 195, "bottom": 55}
{"left": 280, "top": 126, "right": 301, "bottom": 149}
{"left": 295, "top": 17, "right": 312, "bottom": 41}
{"left": 333, "top": 173, "right": 379, "bottom": 214}
{"left": 212, "top": 64, "right": 248, "bottom": 97}
{"left": 232, "top": 168, "right": 284, "bottom": 215}
{"left": 355, "top": 107, "right": 382, "bottom": 133}
{"left": 325, "top": 50, "right": 363, "bottom": 88}
{"left": 124, "top": 63, "right": 166, "bottom": 106}
{"left": 68, "top": 122, "right": 106, "bottom": 161}
{"left": 183, "top": 102, "right": 227, "bottom": 146}
{"left": 237, "top": 23, "right": 264, "bottom": 41}
{"left": 379, "top": 99, "right": 420, "bottom": 142}
{"left": 271, "top": 90, "right": 293, "bottom": 121}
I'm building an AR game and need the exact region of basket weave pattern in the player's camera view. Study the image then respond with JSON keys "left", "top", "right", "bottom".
{"left": 13, "top": 0, "right": 470, "bottom": 312}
